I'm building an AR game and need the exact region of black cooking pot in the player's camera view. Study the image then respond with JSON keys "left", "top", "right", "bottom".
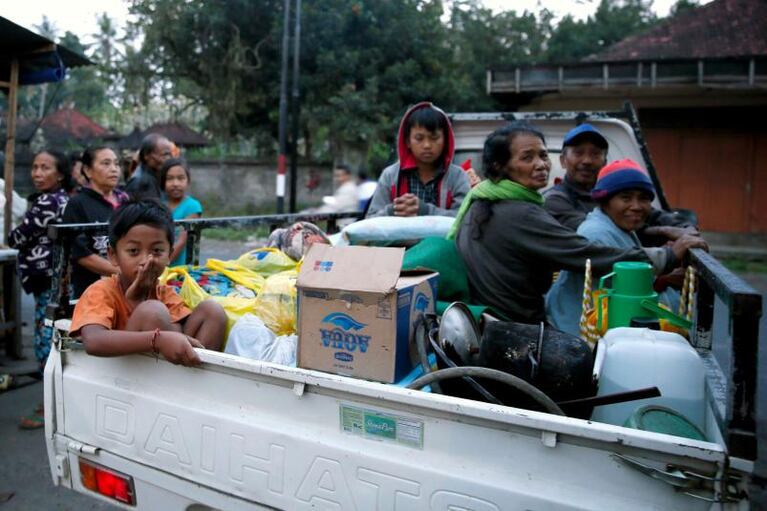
{"left": 479, "top": 321, "right": 595, "bottom": 405}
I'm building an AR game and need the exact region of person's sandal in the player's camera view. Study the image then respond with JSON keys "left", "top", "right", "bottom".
{"left": 19, "top": 408, "right": 44, "bottom": 430}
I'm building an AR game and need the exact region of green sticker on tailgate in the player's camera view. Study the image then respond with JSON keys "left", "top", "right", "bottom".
{"left": 340, "top": 404, "right": 423, "bottom": 449}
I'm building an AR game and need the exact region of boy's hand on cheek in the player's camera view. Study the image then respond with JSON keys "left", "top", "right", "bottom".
{"left": 125, "top": 256, "right": 158, "bottom": 302}
{"left": 124, "top": 259, "right": 147, "bottom": 302}
{"left": 146, "top": 255, "right": 166, "bottom": 283}
{"left": 393, "top": 194, "right": 419, "bottom": 217}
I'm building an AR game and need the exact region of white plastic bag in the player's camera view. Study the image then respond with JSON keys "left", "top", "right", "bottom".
{"left": 341, "top": 215, "right": 456, "bottom": 246}
{"left": 224, "top": 313, "right": 297, "bottom": 366}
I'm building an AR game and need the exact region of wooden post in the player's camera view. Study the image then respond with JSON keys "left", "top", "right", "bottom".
{"left": 3, "top": 58, "right": 19, "bottom": 244}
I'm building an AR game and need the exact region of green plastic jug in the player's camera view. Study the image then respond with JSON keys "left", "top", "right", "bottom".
{"left": 597, "top": 262, "right": 692, "bottom": 331}
{"left": 597, "top": 262, "right": 656, "bottom": 330}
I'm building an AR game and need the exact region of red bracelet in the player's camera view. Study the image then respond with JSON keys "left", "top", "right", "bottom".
{"left": 150, "top": 328, "right": 161, "bottom": 356}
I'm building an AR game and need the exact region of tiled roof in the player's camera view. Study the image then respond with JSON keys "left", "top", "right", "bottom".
{"left": 589, "top": 0, "right": 767, "bottom": 62}
{"left": 40, "top": 108, "right": 110, "bottom": 144}
{"left": 118, "top": 126, "right": 144, "bottom": 150}
{"left": 0, "top": 108, "right": 111, "bottom": 147}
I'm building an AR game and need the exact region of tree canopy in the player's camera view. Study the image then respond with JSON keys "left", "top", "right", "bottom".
{"left": 5, "top": 0, "right": 697, "bottom": 169}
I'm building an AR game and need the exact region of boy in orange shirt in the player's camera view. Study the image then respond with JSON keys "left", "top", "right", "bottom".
{"left": 70, "top": 200, "right": 226, "bottom": 366}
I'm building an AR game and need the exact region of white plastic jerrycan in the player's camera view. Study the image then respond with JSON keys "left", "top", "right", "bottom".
{"left": 591, "top": 327, "right": 706, "bottom": 432}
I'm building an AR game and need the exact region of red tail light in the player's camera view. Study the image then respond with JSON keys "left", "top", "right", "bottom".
{"left": 79, "top": 458, "right": 135, "bottom": 505}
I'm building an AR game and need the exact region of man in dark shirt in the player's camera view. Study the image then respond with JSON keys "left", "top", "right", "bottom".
{"left": 544, "top": 124, "right": 696, "bottom": 236}
{"left": 543, "top": 123, "right": 606, "bottom": 231}
{"left": 125, "top": 134, "right": 173, "bottom": 199}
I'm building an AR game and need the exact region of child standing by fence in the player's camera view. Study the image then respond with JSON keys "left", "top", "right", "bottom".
{"left": 160, "top": 158, "right": 203, "bottom": 266}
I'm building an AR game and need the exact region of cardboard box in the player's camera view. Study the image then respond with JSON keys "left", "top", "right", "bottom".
{"left": 297, "top": 244, "right": 438, "bottom": 383}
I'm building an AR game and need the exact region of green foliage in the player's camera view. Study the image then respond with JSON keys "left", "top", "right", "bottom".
{"left": 129, "top": 0, "right": 282, "bottom": 140}
{"left": 57, "top": 32, "right": 111, "bottom": 116}
{"left": 5, "top": 0, "right": 681, "bottom": 171}
{"left": 446, "top": 1, "right": 553, "bottom": 109}
{"left": 546, "top": 0, "right": 657, "bottom": 63}
{"left": 297, "top": 1, "right": 450, "bottom": 148}
{"left": 670, "top": 0, "right": 699, "bottom": 17}
{"left": 367, "top": 141, "right": 395, "bottom": 178}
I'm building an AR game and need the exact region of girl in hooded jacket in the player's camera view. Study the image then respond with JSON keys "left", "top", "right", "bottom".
{"left": 366, "top": 102, "right": 470, "bottom": 218}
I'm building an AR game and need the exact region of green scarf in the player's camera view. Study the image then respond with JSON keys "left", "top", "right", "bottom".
{"left": 446, "top": 179, "right": 544, "bottom": 240}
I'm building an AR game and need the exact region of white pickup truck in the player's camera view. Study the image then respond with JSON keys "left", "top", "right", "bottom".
{"left": 44, "top": 106, "right": 762, "bottom": 509}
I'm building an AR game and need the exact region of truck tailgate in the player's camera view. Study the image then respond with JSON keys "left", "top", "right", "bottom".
{"left": 48, "top": 345, "right": 736, "bottom": 510}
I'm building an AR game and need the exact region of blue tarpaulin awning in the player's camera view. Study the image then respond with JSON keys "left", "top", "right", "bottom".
{"left": 1, "top": 15, "right": 94, "bottom": 239}
{"left": 0, "top": 16, "right": 93, "bottom": 85}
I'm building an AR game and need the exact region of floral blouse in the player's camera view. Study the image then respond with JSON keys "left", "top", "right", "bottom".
{"left": 9, "top": 188, "right": 69, "bottom": 294}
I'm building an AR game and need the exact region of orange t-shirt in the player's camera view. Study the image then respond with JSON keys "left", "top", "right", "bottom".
{"left": 70, "top": 275, "right": 191, "bottom": 337}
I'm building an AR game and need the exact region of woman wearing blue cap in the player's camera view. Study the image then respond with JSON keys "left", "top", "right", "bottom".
{"left": 546, "top": 159, "right": 708, "bottom": 336}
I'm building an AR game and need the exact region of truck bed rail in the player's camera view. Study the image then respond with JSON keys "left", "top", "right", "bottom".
{"left": 45, "top": 211, "right": 360, "bottom": 320}
{"left": 689, "top": 248, "right": 762, "bottom": 462}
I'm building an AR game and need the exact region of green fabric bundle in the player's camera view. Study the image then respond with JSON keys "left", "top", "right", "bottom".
{"left": 402, "top": 236, "right": 487, "bottom": 322}
{"left": 402, "top": 237, "right": 470, "bottom": 302}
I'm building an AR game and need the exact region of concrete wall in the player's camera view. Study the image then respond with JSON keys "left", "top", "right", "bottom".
{"left": 185, "top": 160, "right": 334, "bottom": 214}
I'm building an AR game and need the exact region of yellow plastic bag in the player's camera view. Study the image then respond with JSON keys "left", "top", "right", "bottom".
{"left": 252, "top": 269, "right": 298, "bottom": 336}
{"left": 235, "top": 248, "right": 297, "bottom": 277}
{"left": 206, "top": 258, "right": 265, "bottom": 294}
{"left": 160, "top": 266, "right": 258, "bottom": 342}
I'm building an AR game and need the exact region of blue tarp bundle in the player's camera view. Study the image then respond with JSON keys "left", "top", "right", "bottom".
{"left": 19, "top": 53, "right": 66, "bottom": 85}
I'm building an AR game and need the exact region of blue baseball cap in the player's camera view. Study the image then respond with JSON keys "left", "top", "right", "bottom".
{"left": 562, "top": 123, "right": 608, "bottom": 150}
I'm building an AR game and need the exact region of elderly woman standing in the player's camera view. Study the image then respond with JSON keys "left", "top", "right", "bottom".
{"left": 10, "top": 150, "right": 73, "bottom": 428}
{"left": 450, "top": 122, "right": 690, "bottom": 324}
{"left": 10, "top": 150, "right": 73, "bottom": 369}
{"left": 62, "top": 146, "right": 129, "bottom": 298}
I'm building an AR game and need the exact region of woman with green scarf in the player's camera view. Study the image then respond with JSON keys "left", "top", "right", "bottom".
{"left": 450, "top": 122, "right": 674, "bottom": 324}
